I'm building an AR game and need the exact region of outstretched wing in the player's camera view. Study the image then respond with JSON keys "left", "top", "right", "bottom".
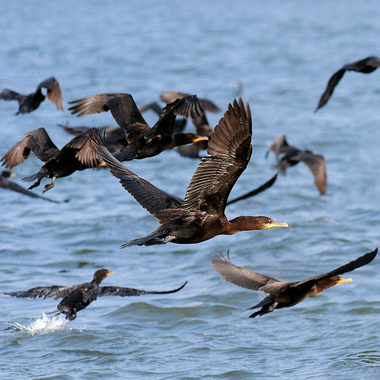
{"left": 226, "top": 173, "right": 278, "bottom": 206}
{"left": 98, "top": 281, "right": 187, "bottom": 297}
{"left": 315, "top": 69, "right": 346, "bottom": 111}
{"left": 90, "top": 130, "right": 182, "bottom": 214}
{"left": 293, "top": 151, "right": 327, "bottom": 194}
{"left": 212, "top": 251, "right": 280, "bottom": 291}
{"left": 182, "top": 98, "right": 252, "bottom": 215}
{"left": 1, "top": 128, "right": 59, "bottom": 169}
{"left": 266, "top": 135, "right": 293, "bottom": 157}
{"left": 146, "top": 95, "right": 203, "bottom": 138}
{"left": 296, "top": 249, "right": 378, "bottom": 287}
{"left": 0, "top": 176, "right": 61, "bottom": 202}
{"left": 59, "top": 128, "right": 102, "bottom": 168}
{"left": 160, "top": 91, "right": 216, "bottom": 136}
{"left": 160, "top": 91, "right": 220, "bottom": 113}
{"left": 37, "top": 77, "right": 63, "bottom": 111}
{"left": 0, "top": 89, "right": 26, "bottom": 104}
{"left": 68, "top": 93, "right": 150, "bottom": 140}
{"left": 2, "top": 285, "right": 74, "bottom": 300}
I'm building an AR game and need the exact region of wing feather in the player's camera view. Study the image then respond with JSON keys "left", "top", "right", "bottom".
{"left": 212, "top": 251, "right": 280, "bottom": 292}
{"left": 182, "top": 98, "right": 252, "bottom": 215}
{"left": 1, "top": 128, "right": 59, "bottom": 168}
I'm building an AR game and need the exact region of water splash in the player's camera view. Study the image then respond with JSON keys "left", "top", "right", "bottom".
{"left": 12, "top": 313, "right": 68, "bottom": 335}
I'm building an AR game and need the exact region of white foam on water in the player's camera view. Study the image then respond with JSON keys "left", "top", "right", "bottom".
{"left": 12, "top": 313, "right": 68, "bottom": 335}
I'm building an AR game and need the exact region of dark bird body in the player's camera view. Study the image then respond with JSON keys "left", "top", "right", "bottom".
{"left": 1, "top": 128, "right": 101, "bottom": 192}
{"left": 316, "top": 56, "right": 380, "bottom": 111}
{"left": 91, "top": 98, "right": 288, "bottom": 247}
{"left": 0, "top": 77, "right": 63, "bottom": 114}
{"left": 68, "top": 93, "right": 208, "bottom": 161}
{"left": 1, "top": 269, "right": 187, "bottom": 320}
{"left": 212, "top": 248, "right": 377, "bottom": 318}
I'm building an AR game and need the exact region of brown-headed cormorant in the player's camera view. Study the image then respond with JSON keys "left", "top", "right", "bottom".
{"left": 1, "top": 269, "right": 187, "bottom": 320}
{"left": 212, "top": 248, "right": 377, "bottom": 318}
{"left": 91, "top": 98, "right": 288, "bottom": 247}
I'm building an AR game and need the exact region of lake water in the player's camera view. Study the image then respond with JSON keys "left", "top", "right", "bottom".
{"left": 1, "top": 1, "right": 380, "bottom": 379}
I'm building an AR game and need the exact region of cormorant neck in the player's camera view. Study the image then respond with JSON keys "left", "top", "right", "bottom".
{"left": 174, "top": 133, "right": 199, "bottom": 146}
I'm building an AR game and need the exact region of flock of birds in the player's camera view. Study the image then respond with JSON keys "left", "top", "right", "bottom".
{"left": 0, "top": 55, "right": 379, "bottom": 321}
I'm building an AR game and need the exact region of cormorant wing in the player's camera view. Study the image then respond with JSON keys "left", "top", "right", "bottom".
{"left": 145, "top": 95, "right": 203, "bottom": 138}
{"left": 98, "top": 281, "right": 187, "bottom": 297}
{"left": 0, "top": 175, "right": 62, "bottom": 202}
{"left": 292, "top": 151, "right": 327, "bottom": 194}
{"left": 1, "top": 128, "right": 59, "bottom": 169}
{"left": 90, "top": 130, "right": 183, "bottom": 214}
{"left": 0, "top": 89, "right": 26, "bottom": 104}
{"left": 138, "top": 101, "right": 163, "bottom": 115}
{"left": 59, "top": 128, "right": 102, "bottom": 168}
{"left": 212, "top": 251, "right": 281, "bottom": 291}
{"left": 315, "top": 69, "right": 346, "bottom": 111}
{"left": 226, "top": 173, "right": 279, "bottom": 206}
{"left": 160, "top": 91, "right": 215, "bottom": 136}
{"left": 181, "top": 98, "right": 252, "bottom": 216}
{"left": 57, "top": 123, "right": 91, "bottom": 136}
{"left": 68, "top": 93, "right": 150, "bottom": 141}
{"left": 37, "top": 77, "right": 64, "bottom": 111}
{"left": 160, "top": 91, "right": 220, "bottom": 113}
{"left": 266, "top": 135, "right": 293, "bottom": 157}
{"left": 294, "top": 249, "right": 378, "bottom": 288}
{"left": 2, "top": 285, "right": 74, "bottom": 300}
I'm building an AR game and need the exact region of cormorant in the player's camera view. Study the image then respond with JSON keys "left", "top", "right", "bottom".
{"left": 1, "top": 269, "right": 187, "bottom": 320}
{"left": 91, "top": 98, "right": 288, "bottom": 247}
{"left": 212, "top": 248, "right": 377, "bottom": 318}
{"left": 0, "top": 77, "right": 63, "bottom": 114}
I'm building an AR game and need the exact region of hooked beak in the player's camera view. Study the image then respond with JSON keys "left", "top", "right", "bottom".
{"left": 266, "top": 221, "right": 289, "bottom": 229}
{"left": 337, "top": 277, "right": 352, "bottom": 285}
{"left": 192, "top": 136, "right": 209, "bottom": 143}
{"left": 107, "top": 271, "right": 115, "bottom": 277}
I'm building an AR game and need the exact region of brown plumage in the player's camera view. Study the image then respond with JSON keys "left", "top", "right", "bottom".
{"left": 0, "top": 170, "right": 65, "bottom": 202}
{"left": 0, "top": 77, "right": 63, "bottom": 114}
{"left": 1, "top": 127, "right": 101, "bottom": 192}
{"left": 91, "top": 98, "right": 288, "bottom": 248}
{"left": 212, "top": 248, "right": 377, "bottom": 318}
{"left": 266, "top": 135, "right": 327, "bottom": 194}
{"left": 316, "top": 56, "right": 380, "bottom": 111}
{"left": 1, "top": 269, "right": 187, "bottom": 320}
{"left": 68, "top": 93, "right": 208, "bottom": 161}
